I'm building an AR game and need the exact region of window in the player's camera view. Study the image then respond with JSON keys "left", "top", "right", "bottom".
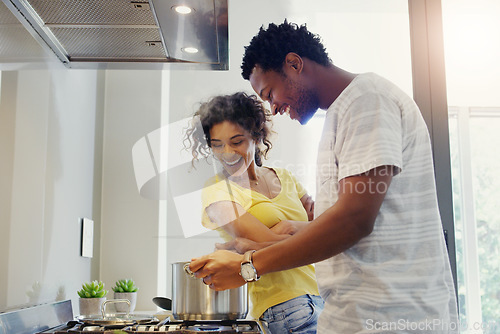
{"left": 442, "top": 0, "right": 500, "bottom": 331}
{"left": 448, "top": 107, "right": 500, "bottom": 332}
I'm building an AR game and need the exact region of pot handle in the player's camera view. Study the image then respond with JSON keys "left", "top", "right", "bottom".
{"left": 101, "top": 299, "right": 131, "bottom": 318}
{"left": 183, "top": 263, "right": 195, "bottom": 277}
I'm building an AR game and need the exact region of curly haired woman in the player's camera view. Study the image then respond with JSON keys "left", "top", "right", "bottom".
{"left": 185, "top": 91, "right": 323, "bottom": 334}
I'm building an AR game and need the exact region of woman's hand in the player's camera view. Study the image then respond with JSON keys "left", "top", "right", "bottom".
{"left": 189, "top": 250, "right": 246, "bottom": 291}
{"left": 215, "top": 237, "right": 272, "bottom": 253}
{"left": 300, "top": 194, "right": 315, "bottom": 221}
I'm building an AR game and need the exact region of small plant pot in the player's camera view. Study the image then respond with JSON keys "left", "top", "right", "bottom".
{"left": 114, "top": 292, "right": 137, "bottom": 313}
{"left": 79, "top": 297, "right": 106, "bottom": 316}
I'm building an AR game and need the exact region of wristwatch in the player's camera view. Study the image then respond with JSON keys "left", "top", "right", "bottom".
{"left": 240, "top": 250, "right": 260, "bottom": 282}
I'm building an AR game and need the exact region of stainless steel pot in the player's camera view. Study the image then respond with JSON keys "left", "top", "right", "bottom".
{"left": 171, "top": 261, "right": 248, "bottom": 320}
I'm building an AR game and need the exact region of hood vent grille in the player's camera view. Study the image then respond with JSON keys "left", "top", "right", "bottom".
{"left": 28, "top": 0, "right": 158, "bottom": 26}
{"left": 50, "top": 27, "right": 166, "bottom": 59}
{"left": 0, "top": 1, "right": 53, "bottom": 64}
{"left": 0, "top": 0, "right": 228, "bottom": 70}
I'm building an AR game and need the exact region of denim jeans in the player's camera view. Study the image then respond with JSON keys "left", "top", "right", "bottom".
{"left": 260, "top": 294, "right": 324, "bottom": 334}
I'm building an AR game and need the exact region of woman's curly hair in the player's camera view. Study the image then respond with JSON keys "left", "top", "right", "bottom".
{"left": 241, "top": 20, "right": 331, "bottom": 80}
{"left": 184, "top": 92, "right": 273, "bottom": 167}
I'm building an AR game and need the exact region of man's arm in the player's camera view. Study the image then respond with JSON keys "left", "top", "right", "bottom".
{"left": 190, "top": 166, "right": 393, "bottom": 290}
{"left": 254, "top": 166, "right": 391, "bottom": 273}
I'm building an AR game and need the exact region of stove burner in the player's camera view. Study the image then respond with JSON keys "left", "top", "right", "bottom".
{"left": 132, "top": 319, "right": 264, "bottom": 333}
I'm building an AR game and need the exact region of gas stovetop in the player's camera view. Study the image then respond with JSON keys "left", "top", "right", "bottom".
{"left": 0, "top": 300, "right": 269, "bottom": 334}
{"left": 43, "top": 319, "right": 270, "bottom": 333}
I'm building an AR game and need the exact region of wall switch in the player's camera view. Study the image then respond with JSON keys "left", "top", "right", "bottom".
{"left": 81, "top": 218, "right": 94, "bottom": 258}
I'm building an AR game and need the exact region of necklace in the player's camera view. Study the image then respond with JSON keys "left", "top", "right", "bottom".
{"left": 226, "top": 168, "right": 270, "bottom": 195}
{"left": 250, "top": 169, "right": 263, "bottom": 186}
{"left": 253, "top": 168, "right": 272, "bottom": 197}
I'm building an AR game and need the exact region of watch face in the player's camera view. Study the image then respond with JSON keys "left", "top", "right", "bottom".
{"left": 241, "top": 263, "right": 256, "bottom": 281}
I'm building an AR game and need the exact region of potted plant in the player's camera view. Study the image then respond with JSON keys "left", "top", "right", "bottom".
{"left": 112, "top": 279, "right": 138, "bottom": 312}
{"left": 77, "top": 280, "right": 108, "bottom": 316}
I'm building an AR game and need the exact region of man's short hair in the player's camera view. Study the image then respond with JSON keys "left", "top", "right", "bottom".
{"left": 241, "top": 20, "right": 331, "bottom": 80}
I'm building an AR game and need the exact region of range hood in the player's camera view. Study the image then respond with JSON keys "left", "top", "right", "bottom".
{"left": 0, "top": 0, "right": 228, "bottom": 70}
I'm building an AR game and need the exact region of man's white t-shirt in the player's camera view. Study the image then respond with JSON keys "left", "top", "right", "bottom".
{"left": 314, "top": 73, "right": 458, "bottom": 333}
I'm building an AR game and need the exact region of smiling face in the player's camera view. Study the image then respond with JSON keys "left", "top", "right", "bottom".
{"left": 249, "top": 63, "right": 320, "bottom": 124}
{"left": 209, "top": 120, "right": 257, "bottom": 178}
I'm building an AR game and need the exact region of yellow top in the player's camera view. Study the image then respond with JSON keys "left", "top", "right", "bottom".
{"left": 201, "top": 167, "right": 320, "bottom": 318}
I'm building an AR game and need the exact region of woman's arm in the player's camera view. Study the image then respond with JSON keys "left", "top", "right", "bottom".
{"left": 270, "top": 220, "right": 309, "bottom": 235}
{"left": 205, "top": 201, "right": 289, "bottom": 242}
{"left": 190, "top": 166, "right": 393, "bottom": 290}
{"left": 267, "top": 193, "right": 313, "bottom": 235}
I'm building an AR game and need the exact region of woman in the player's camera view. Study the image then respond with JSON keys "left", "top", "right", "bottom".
{"left": 184, "top": 92, "right": 323, "bottom": 334}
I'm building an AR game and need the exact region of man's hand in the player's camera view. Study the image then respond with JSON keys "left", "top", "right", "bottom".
{"left": 189, "top": 250, "right": 246, "bottom": 291}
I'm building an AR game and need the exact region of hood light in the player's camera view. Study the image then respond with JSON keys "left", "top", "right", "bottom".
{"left": 181, "top": 47, "right": 199, "bottom": 54}
{"left": 172, "top": 5, "right": 193, "bottom": 14}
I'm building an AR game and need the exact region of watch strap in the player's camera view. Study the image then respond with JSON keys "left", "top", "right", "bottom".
{"left": 242, "top": 250, "right": 256, "bottom": 265}
{"left": 241, "top": 250, "right": 259, "bottom": 282}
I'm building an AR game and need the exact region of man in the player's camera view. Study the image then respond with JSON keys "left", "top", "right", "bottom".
{"left": 190, "top": 21, "right": 458, "bottom": 333}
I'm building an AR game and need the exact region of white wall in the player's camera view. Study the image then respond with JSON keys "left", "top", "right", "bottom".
{"left": 0, "top": 68, "right": 167, "bottom": 313}
{"left": 0, "top": 69, "right": 102, "bottom": 311}
{"left": 99, "top": 70, "right": 163, "bottom": 311}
